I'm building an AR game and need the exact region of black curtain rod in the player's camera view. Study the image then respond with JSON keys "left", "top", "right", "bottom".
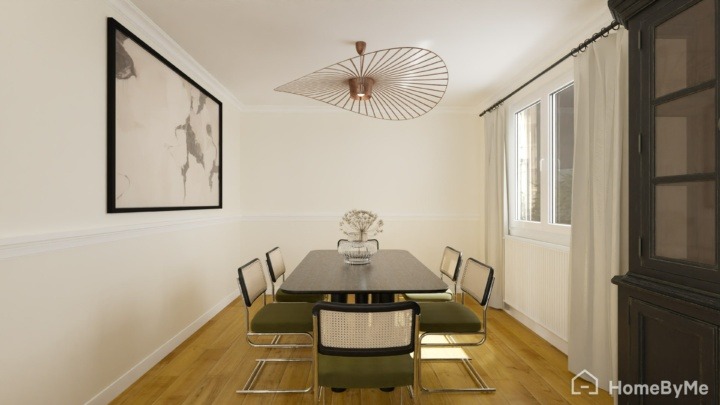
{"left": 478, "top": 20, "right": 620, "bottom": 118}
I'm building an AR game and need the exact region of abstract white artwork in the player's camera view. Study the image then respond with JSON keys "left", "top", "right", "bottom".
{"left": 107, "top": 18, "right": 222, "bottom": 212}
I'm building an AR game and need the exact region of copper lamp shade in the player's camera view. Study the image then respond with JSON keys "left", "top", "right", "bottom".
{"left": 348, "top": 77, "right": 375, "bottom": 101}
{"left": 275, "top": 41, "right": 448, "bottom": 120}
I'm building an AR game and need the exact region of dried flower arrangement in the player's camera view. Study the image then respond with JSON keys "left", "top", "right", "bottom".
{"left": 339, "top": 209, "right": 384, "bottom": 241}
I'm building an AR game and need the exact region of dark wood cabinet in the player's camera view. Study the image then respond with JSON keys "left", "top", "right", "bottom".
{"left": 609, "top": 0, "right": 720, "bottom": 402}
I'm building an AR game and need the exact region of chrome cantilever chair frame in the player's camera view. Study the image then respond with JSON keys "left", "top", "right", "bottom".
{"left": 418, "top": 257, "right": 496, "bottom": 393}
{"left": 312, "top": 301, "right": 421, "bottom": 404}
{"left": 236, "top": 258, "right": 313, "bottom": 394}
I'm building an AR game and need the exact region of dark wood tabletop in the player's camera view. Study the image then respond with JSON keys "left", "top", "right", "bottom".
{"left": 280, "top": 249, "right": 448, "bottom": 295}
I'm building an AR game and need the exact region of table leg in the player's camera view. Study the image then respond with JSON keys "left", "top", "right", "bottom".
{"left": 330, "top": 293, "right": 348, "bottom": 303}
{"left": 372, "top": 293, "right": 395, "bottom": 303}
{"left": 354, "top": 293, "right": 370, "bottom": 303}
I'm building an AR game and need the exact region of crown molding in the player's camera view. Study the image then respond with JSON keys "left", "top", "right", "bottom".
{"left": 107, "top": 0, "right": 479, "bottom": 118}
{"left": 474, "top": 7, "right": 615, "bottom": 115}
{"left": 106, "top": 0, "right": 245, "bottom": 111}
{"left": 242, "top": 104, "right": 476, "bottom": 115}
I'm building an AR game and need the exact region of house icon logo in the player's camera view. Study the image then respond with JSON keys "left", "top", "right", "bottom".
{"left": 572, "top": 369, "right": 599, "bottom": 395}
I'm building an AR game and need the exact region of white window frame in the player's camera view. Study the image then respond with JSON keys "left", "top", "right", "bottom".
{"left": 507, "top": 64, "right": 573, "bottom": 246}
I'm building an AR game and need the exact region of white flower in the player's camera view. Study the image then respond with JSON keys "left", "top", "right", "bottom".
{"left": 339, "top": 209, "right": 384, "bottom": 239}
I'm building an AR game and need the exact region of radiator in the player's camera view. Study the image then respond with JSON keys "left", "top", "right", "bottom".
{"left": 504, "top": 236, "right": 569, "bottom": 343}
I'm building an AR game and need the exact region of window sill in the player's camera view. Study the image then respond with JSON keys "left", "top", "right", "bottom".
{"left": 506, "top": 229, "right": 570, "bottom": 249}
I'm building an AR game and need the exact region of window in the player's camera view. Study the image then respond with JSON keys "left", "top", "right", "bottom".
{"left": 507, "top": 70, "right": 574, "bottom": 245}
{"left": 516, "top": 102, "right": 541, "bottom": 222}
{"left": 552, "top": 84, "right": 574, "bottom": 225}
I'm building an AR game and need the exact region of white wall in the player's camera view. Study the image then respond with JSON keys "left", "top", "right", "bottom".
{"left": 0, "top": 1, "right": 245, "bottom": 404}
{"left": 236, "top": 110, "right": 485, "bottom": 271}
{"left": 0, "top": 1, "right": 484, "bottom": 404}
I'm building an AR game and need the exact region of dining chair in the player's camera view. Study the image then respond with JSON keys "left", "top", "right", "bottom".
{"left": 266, "top": 247, "right": 325, "bottom": 303}
{"left": 312, "top": 301, "right": 421, "bottom": 404}
{"left": 236, "top": 258, "right": 314, "bottom": 394}
{"left": 403, "top": 246, "right": 462, "bottom": 302}
{"left": 417, "top": 257, "right": 495, "bottom": 393}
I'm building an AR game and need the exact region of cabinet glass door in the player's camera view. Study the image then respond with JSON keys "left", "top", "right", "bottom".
{"left": 650, "top": 0, "right": 718, "bottom": 271}
{"left": 654, "top": 0, "right": 715, "bottom": 97}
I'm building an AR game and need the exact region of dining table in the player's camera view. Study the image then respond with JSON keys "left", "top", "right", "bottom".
{"left": 280, "top": 249, "right": 448, "bottom": 303}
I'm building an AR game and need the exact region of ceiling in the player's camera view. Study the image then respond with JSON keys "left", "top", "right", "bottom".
{"left": 130, "top": 0, "right": 612, "bottom": 112}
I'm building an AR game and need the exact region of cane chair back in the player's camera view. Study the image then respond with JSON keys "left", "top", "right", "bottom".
{"left": 460, "top": 258, "right": 494, "bottom": 306}
{"left": 312, "top": 301, "right": 421, "bottom": 403}
{"left": 238, "top": 258, "right": 267, "bottom": 307}
{"left": 266, "top": 247, "right": 325, "bottom": 303}
{"left": 439, "top": 246, "right": 462, "bottom": 281}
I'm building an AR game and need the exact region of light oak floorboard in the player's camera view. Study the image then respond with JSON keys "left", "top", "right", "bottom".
{"left": 111, "top": 297, "right": 613, "bottom": 405}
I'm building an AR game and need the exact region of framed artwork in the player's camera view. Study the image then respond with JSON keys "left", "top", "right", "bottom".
{"left": 107, "top": 18, "right": 222, "bottom": 213}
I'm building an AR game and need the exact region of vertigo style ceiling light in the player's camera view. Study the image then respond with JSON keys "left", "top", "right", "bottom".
{"left": 274, "top": 41, "right": 448, "bottom": 120}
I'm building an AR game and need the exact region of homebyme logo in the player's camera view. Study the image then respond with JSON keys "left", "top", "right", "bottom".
{"left": 571, "top": 369, "right": 599, "bottom": 395}
{"left": 609, "top": 381, "right": 709, "bottom": 398}
{"left": 571, "top": 370, "right": 710, "bottom": 398}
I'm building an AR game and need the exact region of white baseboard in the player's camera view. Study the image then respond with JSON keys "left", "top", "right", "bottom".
{"left": 84, "top": 289, "right": 240, "bottom": 405}
{"left": 503, "top": 303, "right": 568, "bottom": 354}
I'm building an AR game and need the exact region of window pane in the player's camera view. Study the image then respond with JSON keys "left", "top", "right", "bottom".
{"left": 516, "top": 103, "right": 541, "bottom": 222}
{"left": 552, "top": 85, "right": 574, "bottom": 225}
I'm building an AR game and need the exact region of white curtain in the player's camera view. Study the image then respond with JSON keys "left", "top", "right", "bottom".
{"left": 483, "top": 106, "right": 507, "bottom": 309}
{"left": 568, "top": 28, "right": 629, "bottom": 392}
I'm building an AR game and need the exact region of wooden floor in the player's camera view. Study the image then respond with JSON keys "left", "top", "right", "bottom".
{"left": 111, "top": 297, "right": 613, "bottom": 405}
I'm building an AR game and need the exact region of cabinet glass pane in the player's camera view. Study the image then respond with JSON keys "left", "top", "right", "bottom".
{"left": 655, "top": 181, "right": 716, "bottom": 265}
{"left": 655, "top": 89, "right": 715, "bottom": 176}
{"left": 655, "top": 0, "right": 714, "bottom": 98}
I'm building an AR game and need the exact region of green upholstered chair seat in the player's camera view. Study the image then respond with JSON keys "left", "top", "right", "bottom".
{"left": 418, "top": 302, "right": 481, "bottom": 333}
{"left": 275, "top": 289, "right": 325, "bottom": 303}
{"left": 318, "top": 354, "right": 414, "bottom": 388}
{"left": 403, "top": 289, "right": 454, "bottom": 302}
{"left": 250, "top": 302, "right": 315, "bottom": 333}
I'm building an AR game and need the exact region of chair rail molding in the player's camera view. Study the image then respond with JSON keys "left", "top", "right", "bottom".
{"left": 0, "top": 216, "right": 242, "bottom": 260}
{"left": 238, "top": 213, "right": 482, "bottom": 222}
{"left": 0, "top": 214, "right": 479, "bottom": 260}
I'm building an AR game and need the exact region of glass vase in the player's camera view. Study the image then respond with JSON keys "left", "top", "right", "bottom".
{"left": 338, "top": 239, "right": 377, "bottom": 265}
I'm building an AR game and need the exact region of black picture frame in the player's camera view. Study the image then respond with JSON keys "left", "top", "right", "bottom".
{"left": 107, "top": 18, "right": 222, "bottom": 213}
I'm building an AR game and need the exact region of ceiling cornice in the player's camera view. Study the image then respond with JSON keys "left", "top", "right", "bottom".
{"left": 243, "top": 104, "right": 477, "bottom": 115}
{"left": 107, "top": 0, "right": 245, "bottom": 110}
{"left": 474, "top": 7, "right": 614, "bottom": 116}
